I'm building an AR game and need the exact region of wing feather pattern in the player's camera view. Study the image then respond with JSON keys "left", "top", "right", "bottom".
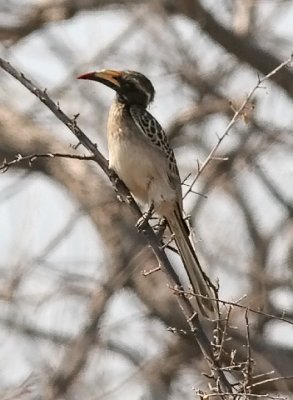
{"left": 129, "top": 105, "right": 179, "bottom": 179}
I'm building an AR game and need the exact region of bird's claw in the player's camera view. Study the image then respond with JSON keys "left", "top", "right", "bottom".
{"left": 136, "top": 203, "right": 154, "bottom": 232}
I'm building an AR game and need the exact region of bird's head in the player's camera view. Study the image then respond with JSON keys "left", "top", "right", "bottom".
{"left": 77, "top": 69, "right": 155, "bottom": 108}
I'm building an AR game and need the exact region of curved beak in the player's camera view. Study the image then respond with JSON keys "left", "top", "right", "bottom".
{"left": 77, "top": 69, "right": 122, "bottom": 91}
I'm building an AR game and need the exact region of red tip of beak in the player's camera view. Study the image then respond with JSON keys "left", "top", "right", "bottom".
{"left": 77, "top": 72, "right": 96, "bottom": 80}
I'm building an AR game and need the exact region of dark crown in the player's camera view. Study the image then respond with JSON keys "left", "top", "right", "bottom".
{"left": 117, "top": 70, "right": 155, "bottom": 107}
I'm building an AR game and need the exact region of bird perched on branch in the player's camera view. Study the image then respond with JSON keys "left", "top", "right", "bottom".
{"left": 78, "top": 69, "right": 217, "bottom": 318}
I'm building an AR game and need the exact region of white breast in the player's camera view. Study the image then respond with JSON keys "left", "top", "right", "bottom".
{"left": 107, "top": 101, "right": 177, "bottom": 214}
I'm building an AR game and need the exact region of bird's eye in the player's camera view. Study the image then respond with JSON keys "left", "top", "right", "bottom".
{"left": 123, "top": 81, "right": 133, "bottom": 89}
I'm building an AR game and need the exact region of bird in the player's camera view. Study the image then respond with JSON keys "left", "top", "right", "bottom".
{"left": 78, "top": 69, "right": 217, "bottom": 318}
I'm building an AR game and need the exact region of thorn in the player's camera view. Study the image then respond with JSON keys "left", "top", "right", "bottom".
{"left": 72, "top": 141, "right": 81, "bottom": 150}
{"left": 142, "top": 266, "right": 161, "bottom": 276}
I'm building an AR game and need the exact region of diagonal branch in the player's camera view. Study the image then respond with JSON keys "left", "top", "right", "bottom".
{"left": 184, "top": 55, "right": 292, "bottom": 200}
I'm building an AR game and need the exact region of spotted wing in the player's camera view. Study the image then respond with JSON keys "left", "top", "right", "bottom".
{"left": 129, "top": 105, "right": 180, "bottom": 179}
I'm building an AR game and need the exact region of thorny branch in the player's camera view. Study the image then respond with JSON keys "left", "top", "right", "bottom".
{"left": 243, "top": 310, "right": 253, "bottom": 396}
{"left": 0, "top": 152, "right": 94, "bottom": 172}
{"left": 173, "top": 287, "right": 293, "bottom": 327}
{"left": 184, "top": 55, "right": 293, "bottom": 200}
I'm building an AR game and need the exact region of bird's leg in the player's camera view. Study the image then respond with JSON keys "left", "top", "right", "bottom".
{"left": 154, "top": 217, "right": 167, "bottom": 239}
{"left": 136, "top": 202, "right": 154, "bottom": 232}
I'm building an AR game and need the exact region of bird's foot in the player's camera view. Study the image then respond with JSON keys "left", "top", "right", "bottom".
{"left": 136, "top": 203, "right": 154, "bottom": 232}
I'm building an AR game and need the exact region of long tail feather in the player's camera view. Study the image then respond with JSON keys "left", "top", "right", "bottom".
{"left": 167, "top": 205, "right": 218, "bottom": 318}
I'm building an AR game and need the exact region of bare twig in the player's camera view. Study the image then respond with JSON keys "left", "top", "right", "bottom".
{"left": 214, "top": 306, "right": 232, "bottom": 362}
{"left": 197, "top": 392, "right": 286, "bottom": 399}
{"left": 173, "top": 287, "right": 293, "bottom": 326}
{"left": 243, "top": 309, "right": 253, "bottom": 396}
{"left": 0, "top": 152, "right": 94, "bottom": 172}
{"left": 184, "top": 55, "right": 292, "bottom": 200}
{"left": 248, "top": 375, "right": 293, "bottom": 390}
